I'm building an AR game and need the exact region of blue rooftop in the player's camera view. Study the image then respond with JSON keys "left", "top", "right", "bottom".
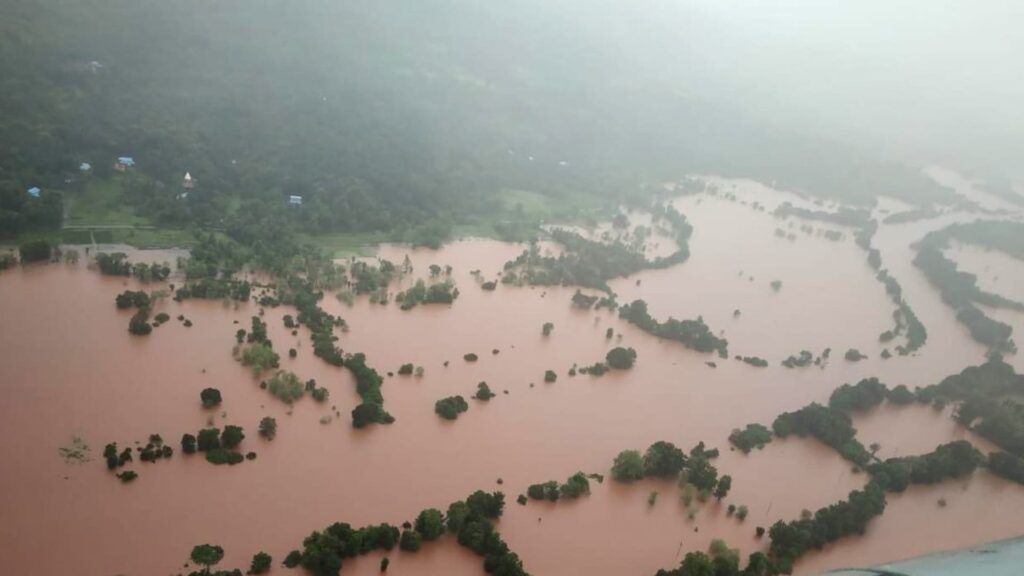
{"left": 79, "top": 162, "right": 92, "bottom": 171}
{"left": 27, "top": 187, "right": 41, "bottom": 198}
{"left": 288, "top": 195, "right": 303, "bottom": 205}
{"left": 117, "top": 157, "right": 135, "bottom": 167}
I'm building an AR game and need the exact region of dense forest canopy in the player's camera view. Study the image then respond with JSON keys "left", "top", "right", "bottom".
{"left": 0, "top": 0, "right": 957, "bottom": 240}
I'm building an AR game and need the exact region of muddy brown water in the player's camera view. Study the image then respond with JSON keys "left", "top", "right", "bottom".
{"left": 1, "top": 179, "right": 1023, "bottom": 576}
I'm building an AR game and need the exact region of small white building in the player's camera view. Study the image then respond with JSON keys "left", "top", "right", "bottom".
{"left": 114, "top": 157, "right": 135, "bottom": 172}
{"left": 288, "top": 195, "right": 303, "bottom": 206}
{"left": 79, "top": 162, "right": 92, "bottom": 172}
{"left": 183, "top": 172, "right": 195, "bottom": 189}
{"left": 27, "top": 187, "right": 41, "bottom": 198}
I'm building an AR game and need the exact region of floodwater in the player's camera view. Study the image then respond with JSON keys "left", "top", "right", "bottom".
{"left": 2, "top": 177, "right": 1024, "bottom": 576}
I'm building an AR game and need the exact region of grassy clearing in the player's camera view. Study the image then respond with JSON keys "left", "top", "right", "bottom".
{"left": 108, "top": 227, "right": 195, "bottom": 248}
{"left": 65, "top": 176, "right": 149, "bottom": 226}
{"left": 303, "top": 232, "right": 386, "bottom": 258}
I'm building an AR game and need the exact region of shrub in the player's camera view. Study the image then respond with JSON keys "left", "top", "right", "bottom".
{"left": 205, "top": 448, "right": 244, "bottom": 465}
{"left": 241, "top": 343, "right": 280, "bottom": 375}
{"left": 435, "top": 396, "right": 469, "bottom": 420}
{"left": 249, "top": 551, "right": 272, "bottom": 574}
{"left": 267, "top": 371, "right": 304, "bottom": 403}
{"left": 474, "top": 382, "right": 496, "bottom": 401}
{"left": 18, "top": 240, "right": 51, "bottom": 263}
{"left": 197, "top": 428, "right": 221, "bottom": 452}
{"left": 844, "top": 348, "right": 868, "bottom": 361}
{"left": 181, "top": 434, "right": 197, "bottom": 454}
{"left": 399, "top": 530, "right": 422, "bottom": 552}
{"left": 729, "top": 424, "right": 773, "bottom": 453}
{"left": 200, "top": 387, "right": 223, "bottom": 408}
{"left": 414, "top": 509, "right": 445, "bottom": 540}
{"left": 221, "top": 425, "right": 245, "bottom": 448}
{"left": 605, "top": 347, "right": 637, "bottom": 369}
{"left": 612, "top": 450, "right": 644, "bottom": 482}
{"left": 544, "top": 370, "right": 557, "bottom": 383}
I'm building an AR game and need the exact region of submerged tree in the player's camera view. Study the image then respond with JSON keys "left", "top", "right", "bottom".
{"left": 190, "top": 544, "right": 224, "bottom": 575}
{"left": 200, "top": 387, "right": 222, "bottom": 408}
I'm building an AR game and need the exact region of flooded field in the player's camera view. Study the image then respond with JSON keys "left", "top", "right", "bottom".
{"left": 1, "top": 177, "right": 1023, "bottom": 576}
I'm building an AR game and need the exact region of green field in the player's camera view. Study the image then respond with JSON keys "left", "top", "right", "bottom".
{"left": 65, "top": 176, "right": 149, "bottom": 227}
{"left": 303, "top": 232, "right": 387, "bottom": 258}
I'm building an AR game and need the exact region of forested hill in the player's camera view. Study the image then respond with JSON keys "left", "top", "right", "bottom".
{"left": 0, "top": 0, "right": 951, "bottom": 238}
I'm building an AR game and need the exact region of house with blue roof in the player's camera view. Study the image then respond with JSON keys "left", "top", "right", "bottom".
{"left": 27, "top": 187, "right": 41, "bottom": 198}
{"left": 288, "top": 195, "right": 303, "bottom": 206}
{"left": 79, "top": 162, "right": 92, "bottom": 172}
{"left": 114, "top": 157, "right": 135, "bottom": 172}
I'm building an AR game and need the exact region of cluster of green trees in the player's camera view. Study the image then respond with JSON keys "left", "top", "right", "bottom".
{"left": 96, "top": 252, "right": 171, "bottom": 282}
{"left": 112, "top": 284, "right": 160, "bottom": 336}
{"left": 914, "top": 224, "right": 1021, "bottom": 353}
{"left": 435, "top": 395, "right": 469, "bottom": 420}
{"left": 578, "top": 347, "right": 639, "bottom": 377}
{"left": 503, "top": 233, "right": 652, "bottom": 292}
{"left": 281, "top": 490, "right": 521, "bottom": 576}
{"left": 729, "top": 424, "right": 773, "bottom": 453}
{"left": 17, "top": 240, "right": 53, "bottom": 263}
{"left": 606, "top": 347, "right": 638, "bottom": 369}
{"left": 732, "top": 359, "right": 1024, "bottom": 572}
{"left": 570, "top": 290, "right": 600, "bottom": 309}
{"left": 737, "top": 356, "right": 769, "bottom": 368}
{"left": 917, "top": 356, "right": 1024, "bottom": 459}
{"left": 612, "top": 441, "right": 727, "bottom": 496}
{"left": 503, "top": 206, "right": 692, "bottom": 292}
{"left": 1, "top": 186, "right": 60, "bottom": 238}
{"left": 115, "top": 289, "right": 151, "bottom": 310}
{"left": 395, "top": 279, "right": 459, "bottom": 310}
{"left": 474, "top": 382, "right": 496, "bottom": 401}
{"left": 182, "top": 425, "right": 247, "bottom": 466}
{"left": 869, "top": 441, "right": 984, "bottom": 492}
{"left": 200, "top": 387, "right": 222, "bottom": 408}
{"left": 240, "top": 343, "right": 280, "bottom": 375}
{"left": 844, "top": 348, "right": 867, "bottom": 362}
{"left": 780, "top": 350, "right": 814, "bottom": 368}
{"left": 258, "top": 417, "right": 277, "bottom": 440}
{"left": 924, "top": 220, "right": 1024, "bottom": 261}
{"left": 128, "top": 309, "right": 153, "bottom": 336}
{"left": 874, "top": 270, "right": 928, "bottom": 356}
{"left": 266, "top": 371, "right": 305, "bottom": 404}
{"left": 619, "top": 299, "right": 728, "bottom": 357}
{"left": 350, "top": 260, "right": 396, "bottom": 296}
{"left": 103, "top": 442, "right": 136, "bottom": 470}
{"left": 345, "top": 353, "right": 394, "bottom": 428}
{"left": 775, "top": 203, "right": 872, "bottom": 229}
{"left": 138, "top": 434, "right": 173, "bottom": 463}
{"left": 827, "top": 378, "right": 887, "bottom": 412}
{"left": 103, "top": 434, "right": 174, "bottom": 476}
{"left": 174, "top": 278, "right": 252, "bottom": 302}
{"left": 655, "top": 541, "right": 775, "bottom": 576}
{"left": 526, "top": 472, "right": 593, "bottom": 502}
{"left": 772, "top": 403, "right": 871, "bottom": 466}
{"left": 187, "top": 544, "right": 229, "bottom": 576}
{"left": 989, "top": 451, "right": 1024, "bottom": 485}
{"left": 767, "top": 482, "right": 887, "bottom": 572}
{"left": 288, "top": 522, "right": 401, "bottom": 575}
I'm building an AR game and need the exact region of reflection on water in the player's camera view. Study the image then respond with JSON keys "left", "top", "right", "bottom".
{"left": 1, "top": 179, "right": 1023, "bottom": 575}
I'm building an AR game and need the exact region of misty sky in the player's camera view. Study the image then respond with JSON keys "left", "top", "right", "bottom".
{"left": 567, "top": 0, "right": 1022, "bottom": 178}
